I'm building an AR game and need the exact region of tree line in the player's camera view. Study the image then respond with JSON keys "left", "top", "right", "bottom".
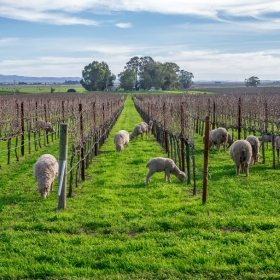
{"left": 80, "top": 56, "right": 194, "bottom": 91}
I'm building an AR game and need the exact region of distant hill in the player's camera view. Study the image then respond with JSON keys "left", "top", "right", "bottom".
{"left": 0, "top": 74, "right": 82, "bottom": 84}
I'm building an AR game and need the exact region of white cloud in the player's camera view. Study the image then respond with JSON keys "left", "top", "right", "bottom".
{"left": 115, "top": 23, "right": 132, "bottom": 28}
{"left": 1, "top": 42, "right": 280, "bottom": 80}
{"left": 0, "top": 1, "right": 279, "bottom": 25}
{"left": 0, "top": 6, "right": 99, "bottom": 25}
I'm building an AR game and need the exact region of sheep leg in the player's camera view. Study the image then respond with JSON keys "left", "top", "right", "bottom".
{"left": 236, "top": 164, "right": 241, "bottom": 175}
{"left": 217, "top": 144, "right": 220, "bottom": 152}
{"left": 146, "top": 170, "right": 155, "bottom": 184}
{"left": 244, "top": 163, "right": 249, "bottom": 176}
{"left": 164, "top": 169, "right": 171, "bottom": 182}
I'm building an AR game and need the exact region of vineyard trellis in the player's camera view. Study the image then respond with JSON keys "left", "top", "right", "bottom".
{"left": 132, "top": 91, "right": 280, "bottom": 196}
{"left": 0, "top": 92, "right": 127, "bottom": 195}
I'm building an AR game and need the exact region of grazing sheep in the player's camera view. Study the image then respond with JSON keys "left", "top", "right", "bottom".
{"left": 227, "top": 133, "right": 233, "bottom": 148}
{"left": 246, "top": 135, "right": 260, "bottom": 165}
{"left": 230, "top": 140, "right": 252, "bottom": 176}
{"left": 34, "top": 154, "right": 58, "bottom": 199}
{"left": 146, "top": 157, "right": 186, "bottom": 184}
{"left": 203, "top": 131, "right": 233, "bottom": 149}
{"left": 148, "top": 120, "right": 153, "bottom": 135}
{"left": 209, "top": 127, "right": 228, "bottom": 152}
{"left": 36, "top": 120, "right": 55, "bottom": 133}
{"left": 130, "top": 122, "right": 150, "bottom": 140}
{"left": 276, "top": 119, "right": 280, "bottom": 130}
{"left": 258, "top": 134, "right": 272, "bottom": 149}
{"left": 275, "top": 136, "right": 280, "bottom": 162}
{"left": 114, "top": 130, "right": 129, "bottom": 152}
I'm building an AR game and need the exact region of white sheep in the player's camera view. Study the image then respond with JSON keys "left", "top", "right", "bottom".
{"left": 275, "top": 136, "right": 280, "bottom": 163}
{"left": 227, "top": 133, "right": 233, "bottom": 148}
{"left": 203, "top": 131, "right": 232, "bottom": 149}
{"left": 146, "top": 157, "right": 186, "bottom": 184}
{"left": 130, "top": 122, "right": 151, "bottom": 140}
{"left": 245, "top": 135, "right": 260, "bottom": 165}
{"left": 230, "top": 140, "right": 252, "bottom": 176}
{"left": 276, "top": 118, "right": 280, "bottom": 130}
{"left": 114, "top": 130, "right": 129, "bottom": 152}
{"left": 209, "top": 127, "right": 228, "bottom": 152}
{"left": 36, "top": 120, "right": 55, "bottom": 133}
{"left": 34, "top": 154, "right": 59, "bottom": 199}
{"left": 258, "top": 134, "right": 271, "bottom": 149}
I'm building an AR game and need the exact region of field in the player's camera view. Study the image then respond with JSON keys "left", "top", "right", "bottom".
{"left": 0, "top": 84, "right": 85, "bottom": 95}
{"left": 0, "top": 93, "right": 280, "bottom": 279}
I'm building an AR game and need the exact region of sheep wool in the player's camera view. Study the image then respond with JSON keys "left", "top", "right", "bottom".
{"left": 230, "top": 140, "right": 252, "bottom": 176}
{"left": 130, "top": 122, "right": 150, "bottom": 140}
{"left": 114, "top": 130, "right": 129, "bottom": 152}
{"left": 245, "top": 135, "right": 260, "bottom": 165}
{"left": 36, "top": 120, "right": 55, "bottom": 133}
{"left": 146, "top": 157, "right": 186, "bottom": 184}
{"left": 209, "top": 127, "right": 228, "bottom": 152}
{"left": 34, "top": 154, "right": 58, "bottom": 199}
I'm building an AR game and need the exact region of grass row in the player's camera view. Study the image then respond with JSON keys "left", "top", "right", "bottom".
{"left": 0, "top": 94, "right": 280, "bottom": 279}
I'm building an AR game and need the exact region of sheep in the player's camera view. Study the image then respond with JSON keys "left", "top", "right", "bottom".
{"left": 36, "top": 120, "right": 55, "bottom": 133}
{"left": 227, "top": 133, "right": 233, "bottom": 148}
{"left": 34, "top": 154, "right": 58, "bottom": 199}
{"left": 230, "top": 140, "right": 252, "bottom": 176}
{"left": 145, "top": 157, "right": 186, "bottom": 184}
{"left": 209, "top": 127, "right": 228, "bottom": 152}
{"left": 148, "top": 120, "right": 153, "bottom": 136}
{"left": 245, "top": 135, "right": 260, "bottom": 165}
{"left": 258, "top": 134, "right": 271, "bottom": 149}
{"left": 275, "top": 136, "right": 280, "bottom": 163}
{"left": 130, "top": 122, "right": 151, "bottom": 140}
{"left": 203, "top": 131, "right": 232, "bottom": 149}
{"left": 114, "top": 130, "right": 129, "bottom": 152}
{"left": 276, "top": 119, "right": 280, "bottom": 130}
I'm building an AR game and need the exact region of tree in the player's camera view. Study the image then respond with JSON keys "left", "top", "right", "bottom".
{"left": 80, "top": 61, "right": 115, "bottom": 91}
{"left": 118, "top": 69, "right": 135, "bottom": 90}
{"left": 178, "top": 70, "right": 194, "bottom": 89}
{"left": 125, "top": 56, "right": 141, "bottom": 90}
{"left": 161, "top": 62, "right": 180, "bottom": 90}
{"left": 244, "top": 76, "right": 260, "bottom": 87}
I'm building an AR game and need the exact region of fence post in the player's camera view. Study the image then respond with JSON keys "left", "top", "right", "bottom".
{"left": 21, "top": 102, "right": 24, "bottom": 156}
{"left": 79, "top": 103, "right": 85, "bottom": 181}
{"left": 203, "top": 116, "right": 210, "bottom": 204}
{"left": 181, "top": 103, "right": 185, "bottom": 173}
{"left": 58, "top": 123, "right": 68, "bottom": 210}
{"left": 238, "top": 98, "right": 241, "bottom": 140}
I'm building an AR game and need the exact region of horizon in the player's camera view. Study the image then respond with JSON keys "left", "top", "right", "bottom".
{"left": 0, "top": 1, "right": 280, "bottom": 81}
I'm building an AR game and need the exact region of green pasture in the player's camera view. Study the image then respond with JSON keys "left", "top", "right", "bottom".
{"left": 0, "top": 95, "right": 280, "bottom": 279}
{"left": 0, "top": 84, "right": 85, "bottom": 95}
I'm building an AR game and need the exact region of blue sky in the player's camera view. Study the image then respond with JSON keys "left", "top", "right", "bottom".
{"left": 0, "top": 0, "right": 279, "bottom": 81}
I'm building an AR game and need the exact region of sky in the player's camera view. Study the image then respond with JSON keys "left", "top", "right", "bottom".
{"left": 0, "top": 0, "right": 280, "bottom": 81}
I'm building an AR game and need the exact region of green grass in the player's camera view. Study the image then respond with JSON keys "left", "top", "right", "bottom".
{"left": 1, "top": 95, "right": 280, "bottom": 279}
{"left": 0, "top": 84, "right": 85, "bottom": 94}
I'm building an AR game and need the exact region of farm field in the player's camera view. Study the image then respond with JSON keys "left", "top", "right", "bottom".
{"left": 0, "top": 84, "right": 85, "bottom": 95}
{"left": 0, "top": 94, "right": 280, "bottom": 279}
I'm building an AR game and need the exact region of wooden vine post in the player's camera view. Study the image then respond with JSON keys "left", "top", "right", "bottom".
{"left": 180, "top": 103, "right": 185, "bottom": 174}
{"left": 202, "top": 116, "right": 210, "bottom": 204}
{"left": 79, "top": 103, "right": 85, "bottom": 181}
{"left": 238, "top": 97, "right": 241, "bottom": 140}
{"left": 21, "top": 102, "right": 24, "bottom": 156}
{"left": 58, "top": 123, "right": 68, "bottom": 210}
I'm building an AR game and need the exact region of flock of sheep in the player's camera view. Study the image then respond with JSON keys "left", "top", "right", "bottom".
{"left": 205, "top": 123, "right": 280, "bottom": 177}
{"left": 113, "top": 121, "right": 186, "bottom": 185}
{"left": 33, "top": 118, "right": 280, "bottom": 199}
